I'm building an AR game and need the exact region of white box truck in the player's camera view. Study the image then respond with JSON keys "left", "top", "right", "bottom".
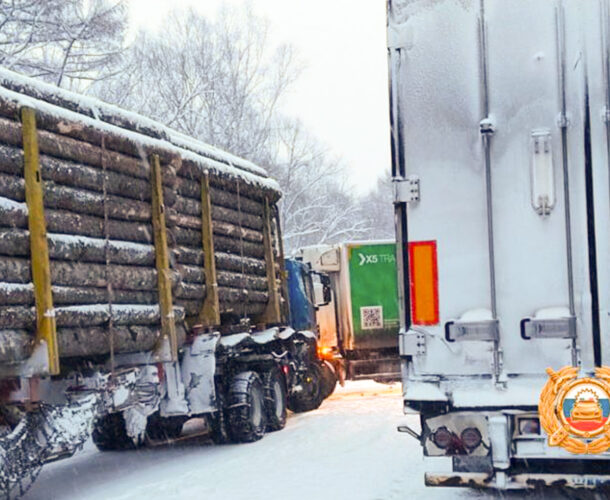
{"left": 299, "top": 242, "right": 401, "bottom": 380}
{"left": 389, "top": 0, "right": 610, "bottom": 490}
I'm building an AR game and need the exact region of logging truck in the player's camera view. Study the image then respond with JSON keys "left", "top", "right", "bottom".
{"left": 0, "top": 68, "right": 331, "bottom": 498}
{"left": 390, "top": 0, "right": 610, "bottom": 490}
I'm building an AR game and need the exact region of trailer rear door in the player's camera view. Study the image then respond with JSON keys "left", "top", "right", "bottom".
{"left": 391, "top": 0, "right": 608, "bottom": 378}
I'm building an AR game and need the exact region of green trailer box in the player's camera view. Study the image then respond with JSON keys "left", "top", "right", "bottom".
{"left": 344, "top": 242, "right": 399, "bottom": 350}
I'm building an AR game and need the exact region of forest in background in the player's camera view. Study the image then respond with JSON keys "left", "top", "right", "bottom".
{"left": 0, "top": 0, "right": 394, "bottom": 253}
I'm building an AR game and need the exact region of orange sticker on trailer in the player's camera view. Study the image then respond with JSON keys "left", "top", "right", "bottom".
{"left": 409, "top": 241, "right": 439, "bottom": 325}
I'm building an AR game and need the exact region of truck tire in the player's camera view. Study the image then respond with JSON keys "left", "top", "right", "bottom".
{"left": 226, "top": 371, "right": 266, "bottom": 443}
{"left": 207, "top": 391, "right": 232, "bottom": 444}
{"left": 92, "top": 413, "right": 139, "bottom": 451}
{"left": 320, "top": 360, "right": 338, "bottom": 400}
{"left": 262, "top": 368, "right": 287, "bottom": 432}
{"left": 288, "top": 362, "right": 324, "bottom": 413}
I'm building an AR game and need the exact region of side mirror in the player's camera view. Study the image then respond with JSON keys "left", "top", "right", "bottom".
{"left": 321, "top": 275, "right": 332, "bottom": 305}
{"left": 310, "top": 272, "right": 332, "bottom": 307}
{"left": 312, "top": 273, "right": 331, "bottom": 307}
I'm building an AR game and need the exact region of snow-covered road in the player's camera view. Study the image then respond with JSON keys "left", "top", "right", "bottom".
{"left": 25, "top": 381, "right": 531, "bottom": 500}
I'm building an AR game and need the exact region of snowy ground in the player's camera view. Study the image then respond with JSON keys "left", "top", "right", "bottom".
{"left": 25, "top": 381, "right": 545, "bottom": 500}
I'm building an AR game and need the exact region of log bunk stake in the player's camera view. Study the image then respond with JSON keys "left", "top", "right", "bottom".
{"left": 21, "top": 107, "right": 60, "bottom": 375}
{"left": 274, "top": 207, "right": 290, "bottom": 324}
{"left": 150, "top": 154, "right": 178, "bottom": 362}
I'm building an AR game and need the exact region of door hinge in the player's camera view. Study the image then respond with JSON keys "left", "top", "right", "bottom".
{"left": 393, "top": 176, "right": 420, "bottom": 203}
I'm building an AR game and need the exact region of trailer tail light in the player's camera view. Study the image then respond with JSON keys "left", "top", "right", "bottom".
{"left": 431, "top": 426, "right": 453, "bottom": 449}
{"left": 517, "top": 417, "right": 540, "bottom": 435}
{"left": 460, "top": 427, "right": 482, "bottom": 451}
{"left": 408, "top": 241, "right": 439, "bottom": 325}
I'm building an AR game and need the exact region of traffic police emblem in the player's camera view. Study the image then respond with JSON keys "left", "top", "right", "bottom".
{"left": 539, "top": 366, "right": 610, "bottom": 454}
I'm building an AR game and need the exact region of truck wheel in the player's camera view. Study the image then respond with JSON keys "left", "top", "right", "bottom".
{"left": 226, "top": 371, "right": 266, "bottom": 443}
{"left": 320, "top": 360, "right": 338, "bottom": 400}
{"left": 262, "top": 368, "right": 287, "bottom": 432}
{"left": 288, "top": 362, "right": 324, "bottom": 413}
{"left": 92, "top": 413, "right": 139, "bottom": 451}
{"left": 207, "top": 391, "right": 232, "bottom": 444}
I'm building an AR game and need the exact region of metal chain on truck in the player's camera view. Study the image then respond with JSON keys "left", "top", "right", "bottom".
{"left": 0, "top": 395, "right": 99, "bottom": 500}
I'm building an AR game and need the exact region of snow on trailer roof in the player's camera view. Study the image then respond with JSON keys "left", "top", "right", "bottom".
{"left": 0, "top": 68, "right": 281, "bottom": 194}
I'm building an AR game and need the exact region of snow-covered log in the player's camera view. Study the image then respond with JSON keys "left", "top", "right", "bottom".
{"left": 177, "top": 296, "right": 267, "bottom": 318}
{"left": 0, "top": 172, "right": 154, "bottom": 222}
{"left": 0, "top": 98, "right": 168, "bottom": 162}
{"left": 0, "top": 257, "right": 163, "bottom": 290}
{"left": 0, "top": 116, "right": 151, "bottom": 180}
{"left": 216, "top": 253, "right": 267, "bottom": 276}
{"left": 0, "top": 283, "right": 157, "bottom": 307}
{"left": 178, "top": 160, "right": 277, "bottom": 201}
{"left": 0, "top": 329, "right": 31, "bottom": 362}
{"left": 58, "top": 325, "right": 160, "bottom": 358}
{"left": 176, "top": 175, "right": 266, "bottom": 213}
{"left": 0, "top": 143, "right": 177, "bottom": 205}
{"left": 172, "top": 228, "right": 265, "bottom": 259}
{"left": 168, "top": 212, "right": 263, "bottom": 243}
{"left": 0, "top": 307, "right": 34, "bottom": 329}
{"left": 0, "top": 304, "right": 186, "bottom": 329}
{"left": 0, "top": 200, "right": 154, "bottom": 243}
{"left": 217, "top": 272, "right": 268, "bottom": 291}
{"left": 172, "top": 247, "right": 267, "bottom": 276}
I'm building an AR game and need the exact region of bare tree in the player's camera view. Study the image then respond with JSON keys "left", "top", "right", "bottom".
{"left": 91, "top": 5, "right": 297, "bottom": 163}
{"left": 269, "top": 118, "right": 371, "bottom": 253}
{"left": 89, "top": 3, "right": 369, "bottom": 253}
{"left": 0, "top": 0, "right": 127, "bottom": 89}
{"left": 358, "top": 169, "right": 395, "bottom": 241}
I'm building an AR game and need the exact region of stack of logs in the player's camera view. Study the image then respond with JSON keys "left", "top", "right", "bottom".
{"left": 0, "top": 82, "right": 282, "bottom": 364}
{"left": 171, "top": 166, "right": 272, "bottom": 322}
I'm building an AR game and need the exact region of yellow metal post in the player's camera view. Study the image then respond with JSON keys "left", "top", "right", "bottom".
{"left": 150, "top": 154, "right": 178, "bottom": 361}
{"left": 199, "top": 173, "right": 220, "bottom": 327}
{"left": 258, "top": 197, "right": 282, "bottom": 325}
{"left": 273, "top": 208, "right": 289, "bottom": 324}
{"left": 21, "top": 107, "right": 59, "bottom": 375}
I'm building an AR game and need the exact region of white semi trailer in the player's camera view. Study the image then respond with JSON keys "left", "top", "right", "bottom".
{"left": 389, "top": 0, "right": 610, "bottom": 490}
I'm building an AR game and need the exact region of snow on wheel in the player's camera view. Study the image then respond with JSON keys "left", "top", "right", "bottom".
{"left": 207, "top": 390, "right": 232, "bottom": 444}
{"left": 262, "top": 368, "right": 287, "bottom": 432}
{"left": 92, "top": 413, "right": 140, "bottom": 451}
{"left": 226, "top": 371, "right": 266, "bottom": 443}
{"left": 288, "top": 362, "right": 324, "bottom": 413}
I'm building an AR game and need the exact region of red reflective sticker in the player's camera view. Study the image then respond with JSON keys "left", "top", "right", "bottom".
{"left": 408, "top": 241, "right": 439, "bottom": 325}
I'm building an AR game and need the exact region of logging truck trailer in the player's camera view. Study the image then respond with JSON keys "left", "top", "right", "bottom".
{"left": 389, "top": 0, "right": 610, "bottom": 491}
{"left": 0, "top": 68, "right": 330, "bottom": 498}
{"left": 298, "top": 241, "right": 401, "bottom": 381}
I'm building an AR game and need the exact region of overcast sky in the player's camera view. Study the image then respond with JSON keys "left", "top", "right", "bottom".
{"left": 129, "top": 0, "right": 391, "bottom": 194}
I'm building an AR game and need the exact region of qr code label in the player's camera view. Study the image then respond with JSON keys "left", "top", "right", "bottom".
{"left": 361, "top": 306, "right": 383, "bottom": 330}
